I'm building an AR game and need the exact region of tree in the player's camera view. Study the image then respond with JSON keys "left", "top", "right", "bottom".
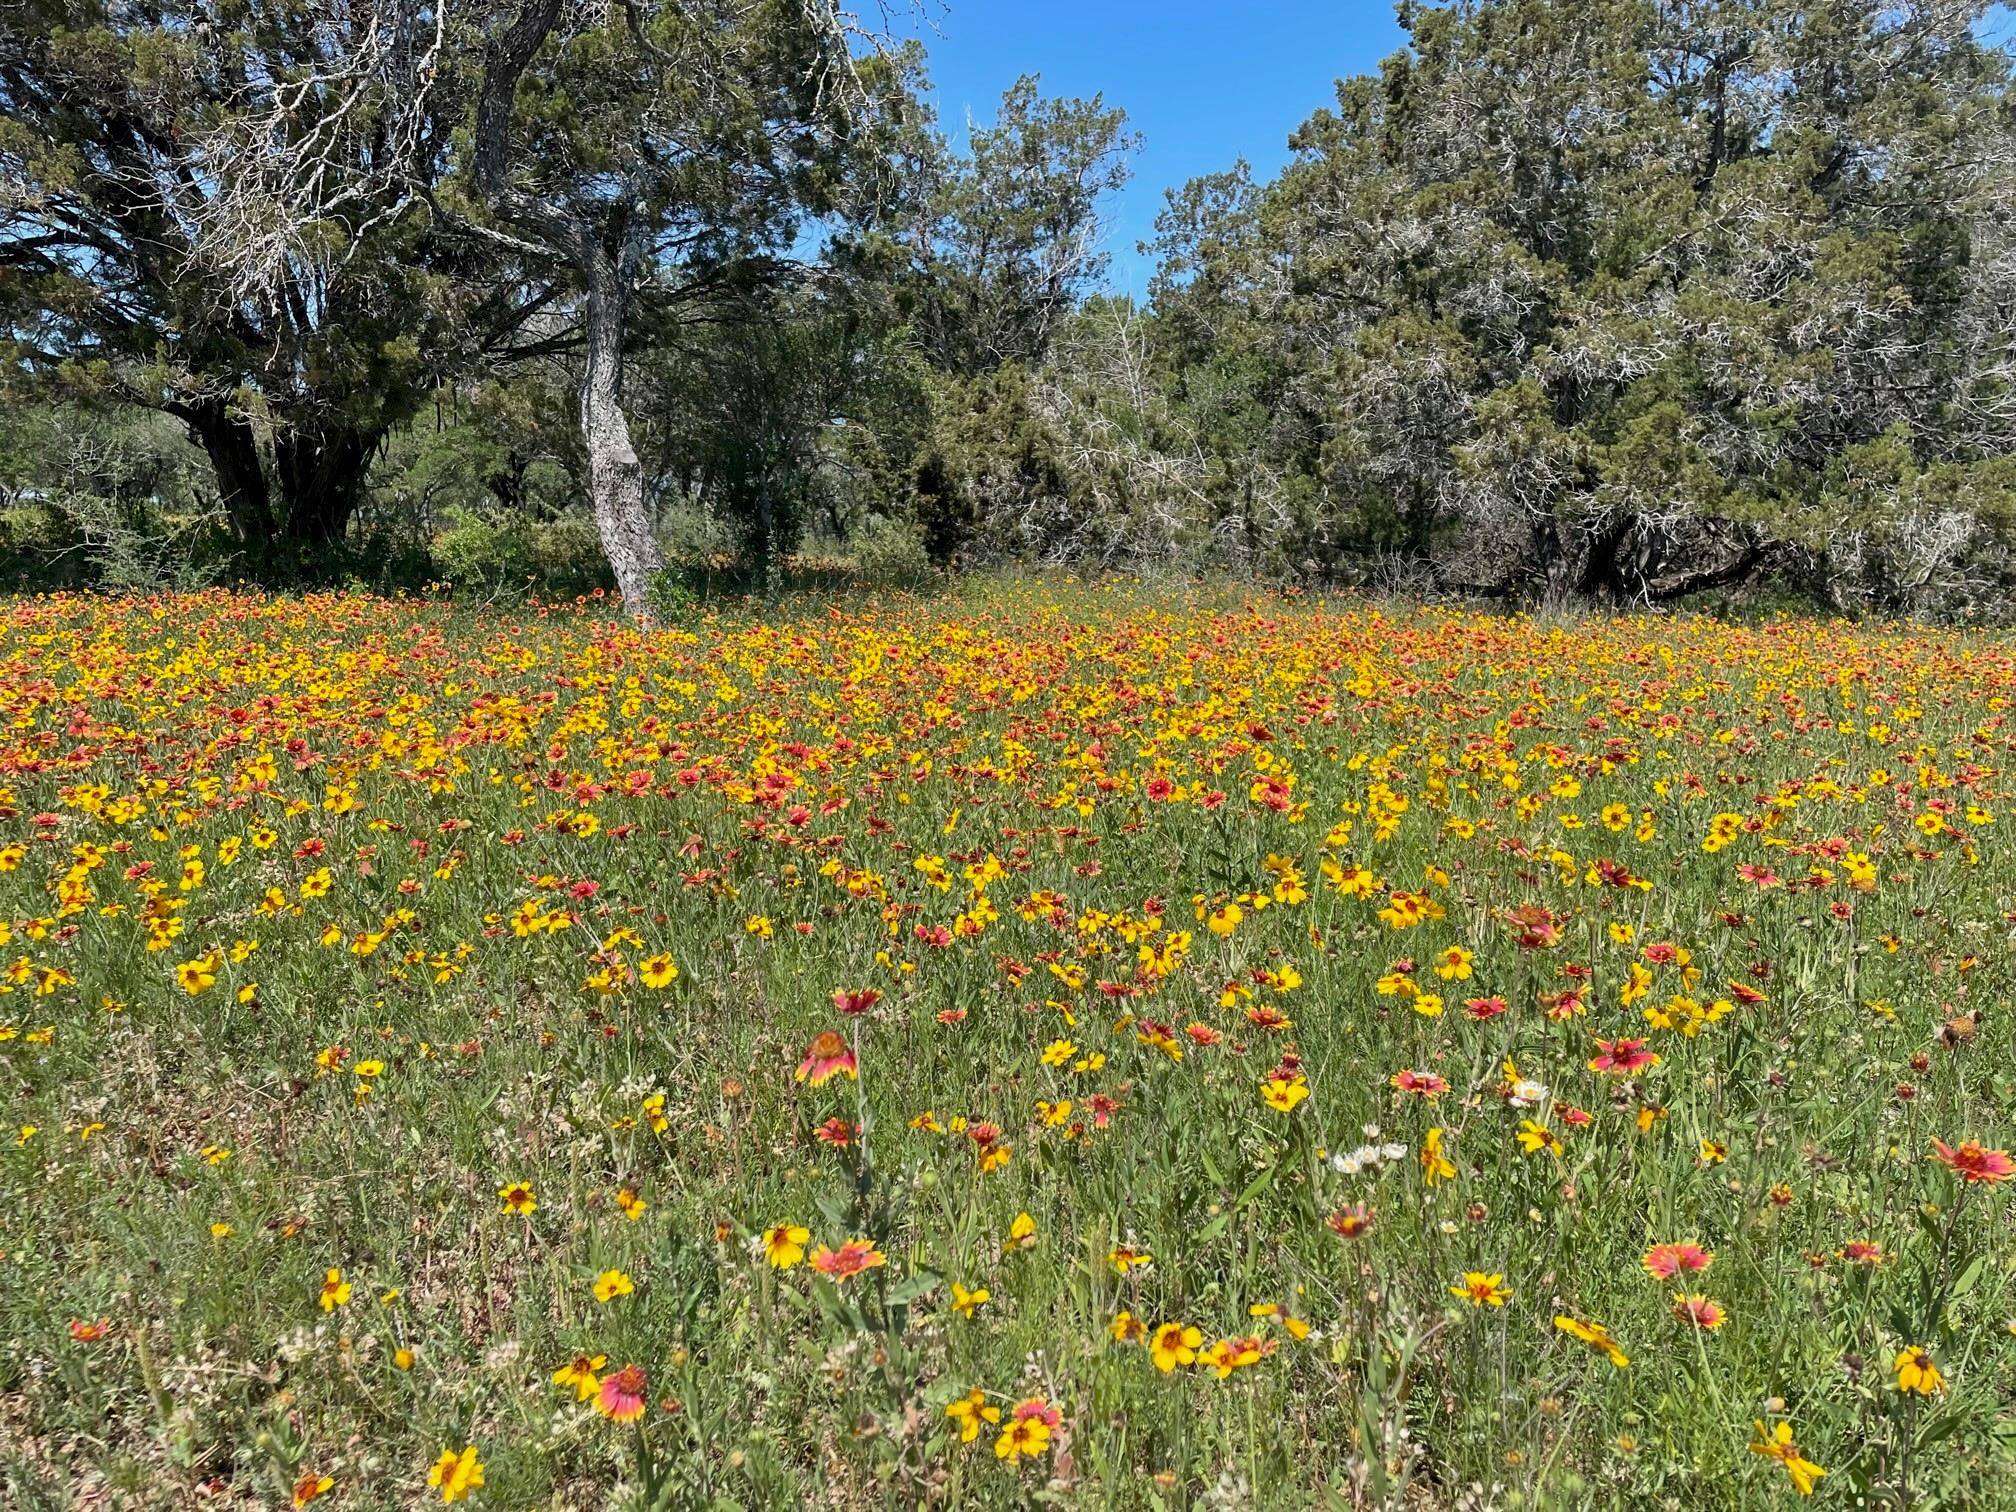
{"left": 1148, "top": 0, "right": 2016, "bottom": 608}
{"left": 0, "top": 3, "right": 491, "bottom": 556}
{"left": 905, "top": 75, "right": 1139, "bottom": 378}
{"left": 0, "top": 399, "right": 214, "bottom": 587}
{"left": 839, "top": 74, "right": 1138, "bottom": 565}
{"left": 453, "top": 0, "right": 884, "bottom": 613}
{"left": 636, "top": 288, "right": 912, "bottom": 579}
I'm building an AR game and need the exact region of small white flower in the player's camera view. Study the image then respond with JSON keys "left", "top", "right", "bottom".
{"left": 1381, "top": 1141, "right": 1408, "bottom": 1161}
{"left": 1509, "top": 1078, "right": 1549, "bottom": 1109}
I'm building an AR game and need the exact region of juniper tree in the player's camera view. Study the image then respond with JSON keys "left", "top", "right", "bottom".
{"left": 0, "top": 2, "right": 524, "bottom": 555}
{"left": 1150, "top": 0, "right": 2016, "bottom": 607}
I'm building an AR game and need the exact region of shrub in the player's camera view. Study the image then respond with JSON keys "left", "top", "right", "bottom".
{"left": 432, "top": 511, "right": 610, "bottom": 599}
{"left": 847, "top": 514, "right": 935, "bottom": 590}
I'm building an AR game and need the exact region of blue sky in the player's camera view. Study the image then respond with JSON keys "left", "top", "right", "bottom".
{"left": 894, "top": 1, "right": 1407, "bottom": 293}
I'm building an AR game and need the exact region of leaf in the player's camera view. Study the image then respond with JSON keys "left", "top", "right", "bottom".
{"left": 1886, "top": 1303, "right": 1917, "bottom": 1343}
{"left": 814, "top": 1191, "right": 852, "bottom": 1235}
{"left": 1234, "top": 1163, "right": 1276, "bottom": 1209}
{"left": 1915, "top": 1410, "right": 1970, "bottom": 1450}
{"left": 1948, "top": 1256, "right": 1984, "bottom": 1301}
{"left": 809, "top": 1277, "right": 868, "bottom": 1333}
{"left": 885, "top": 1269, "right": 940, "bottom": 1307}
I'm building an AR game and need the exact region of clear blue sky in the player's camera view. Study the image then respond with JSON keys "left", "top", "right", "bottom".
{"left": 894, "top": 1, "right": 1407, "bottom": 294}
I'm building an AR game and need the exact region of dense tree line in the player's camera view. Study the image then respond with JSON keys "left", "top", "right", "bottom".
{"left": 3, "top": 1, "right": 2012, "bottom": 614}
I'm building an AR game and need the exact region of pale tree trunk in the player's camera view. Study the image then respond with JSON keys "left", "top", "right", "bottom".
{"left": 579, "top": 245, "right": 666, "bottom": 619}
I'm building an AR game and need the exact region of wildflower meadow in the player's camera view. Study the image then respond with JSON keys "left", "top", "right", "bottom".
{"left": 3, "top": 583, "right": 2015, "bottom": 1508}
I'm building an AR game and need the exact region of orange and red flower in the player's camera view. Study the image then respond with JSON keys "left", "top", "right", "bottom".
{"left": 1930, "top": 1138, "right": 2014, "bottom": 1184}
{"left": 595, "top": 1364, "right": 648, "bottom": 1423}
{"left": 808, "top": 1238, "right": 886, "bottom": 1282}
{"left": 1641, "top": 1242, "right": 1713, "bottom": 1281}
{"left": 796, "top": 1029, "right": 858, "bottom": 1086}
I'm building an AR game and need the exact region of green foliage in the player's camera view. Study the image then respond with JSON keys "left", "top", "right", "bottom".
{"left": 0, "top": 403, "right": 225, "bottom": 590}
{"left": 898, "top": 75, "right": 1141, "bottom": 378}
{"left": 911, "top": 361, "right": 1071, "bottom": 565}
{"left": 372, "top": 382, "right": 585, "bottom": 530}
{"left": 643, "top": 568, "right": 704, "bottom": 625}
{"left": 432, "top": 512, "right": 610, "bottom": 601}
{"left": 0, "top": 4, "right": 471, "bottom": 551}
{"left": 843, "top": 514, "right": 935, "bottom": 589}
{"left": 1123, "top": 0, "right": 2016, "bottom": 610}
{"left": 3, "top": 1, "right": 2012, "bottom": 618}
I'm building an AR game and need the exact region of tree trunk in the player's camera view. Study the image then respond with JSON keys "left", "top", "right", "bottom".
{"left": 176, "top": 400, "right": 379, "bottom": 558}
{"left": 485, "top": 452, "right": 532, "bottom": 516}
{"left": 178, "top": 399, "right": 274, "bottom": 546}
{"left": 1574, "top": 512, "right": 1634, "bottom": 601}
{"left": 1645, "top": 531, "right": 1767, "bottom": 601}
{"left": 754, "top": 482, "right": 783, "bottom": 599}
{"left": 579, "top": 248, "right": 665, "bottom": 618}
{"left": 274, "top": 421, "right": 376, "bottom": 548}
{"left": 1530, "top": 515, "right": 1574, "bottom": 602}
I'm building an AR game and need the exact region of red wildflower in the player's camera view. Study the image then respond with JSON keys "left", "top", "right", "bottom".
{"left": 1672, "top": 1294, "right": 1726, "bottom": 1330}
{"left": 1930, "top": 1139, "right": 2015, "bottom": 1184}
{"left": 808, "top": 1237, "right": 886, "bottom": 1281}
{"left": 1641, "top": 1242, "right": 1713, "bottom": 1280}
{"left": 1327, "top": 1203, "right": 1374, "bottom": 1239}
{"left": 1540, "top": 989, "right": 1585, "bottom": 1021}
{"left": 796, "top": 1029, "right": 857, "bottom": 1087}
{"left": 1390, "top": 1068, "right": 1448, "bottom": 1099}
{"left": 1505, "top": 904, "right": 1563, "bottom": 949}
{"left": 596, "top": 1364, "right": 648, "bottom": 1423}
{"left": 813, "top": 1118, "right": 861, "bottom": 1147}
{"left": 1010, "top": 1396, "right": 1061, "bottom": 1428}
{"left": 1588, "top": 1037, "right": 1659, "bottom": 1075}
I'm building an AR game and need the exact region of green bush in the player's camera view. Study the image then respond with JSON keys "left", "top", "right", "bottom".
{"left": 644, "top": 569, "right": 702, "bottom": 625}
{"left": 847, "top": 514, "right": 935, "bottom": 589}
{"left": 432, "top": 511, "right": 610, "bottom": 599}
{"left": 0, "top": 505, "right": 93, "bottom": 589}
